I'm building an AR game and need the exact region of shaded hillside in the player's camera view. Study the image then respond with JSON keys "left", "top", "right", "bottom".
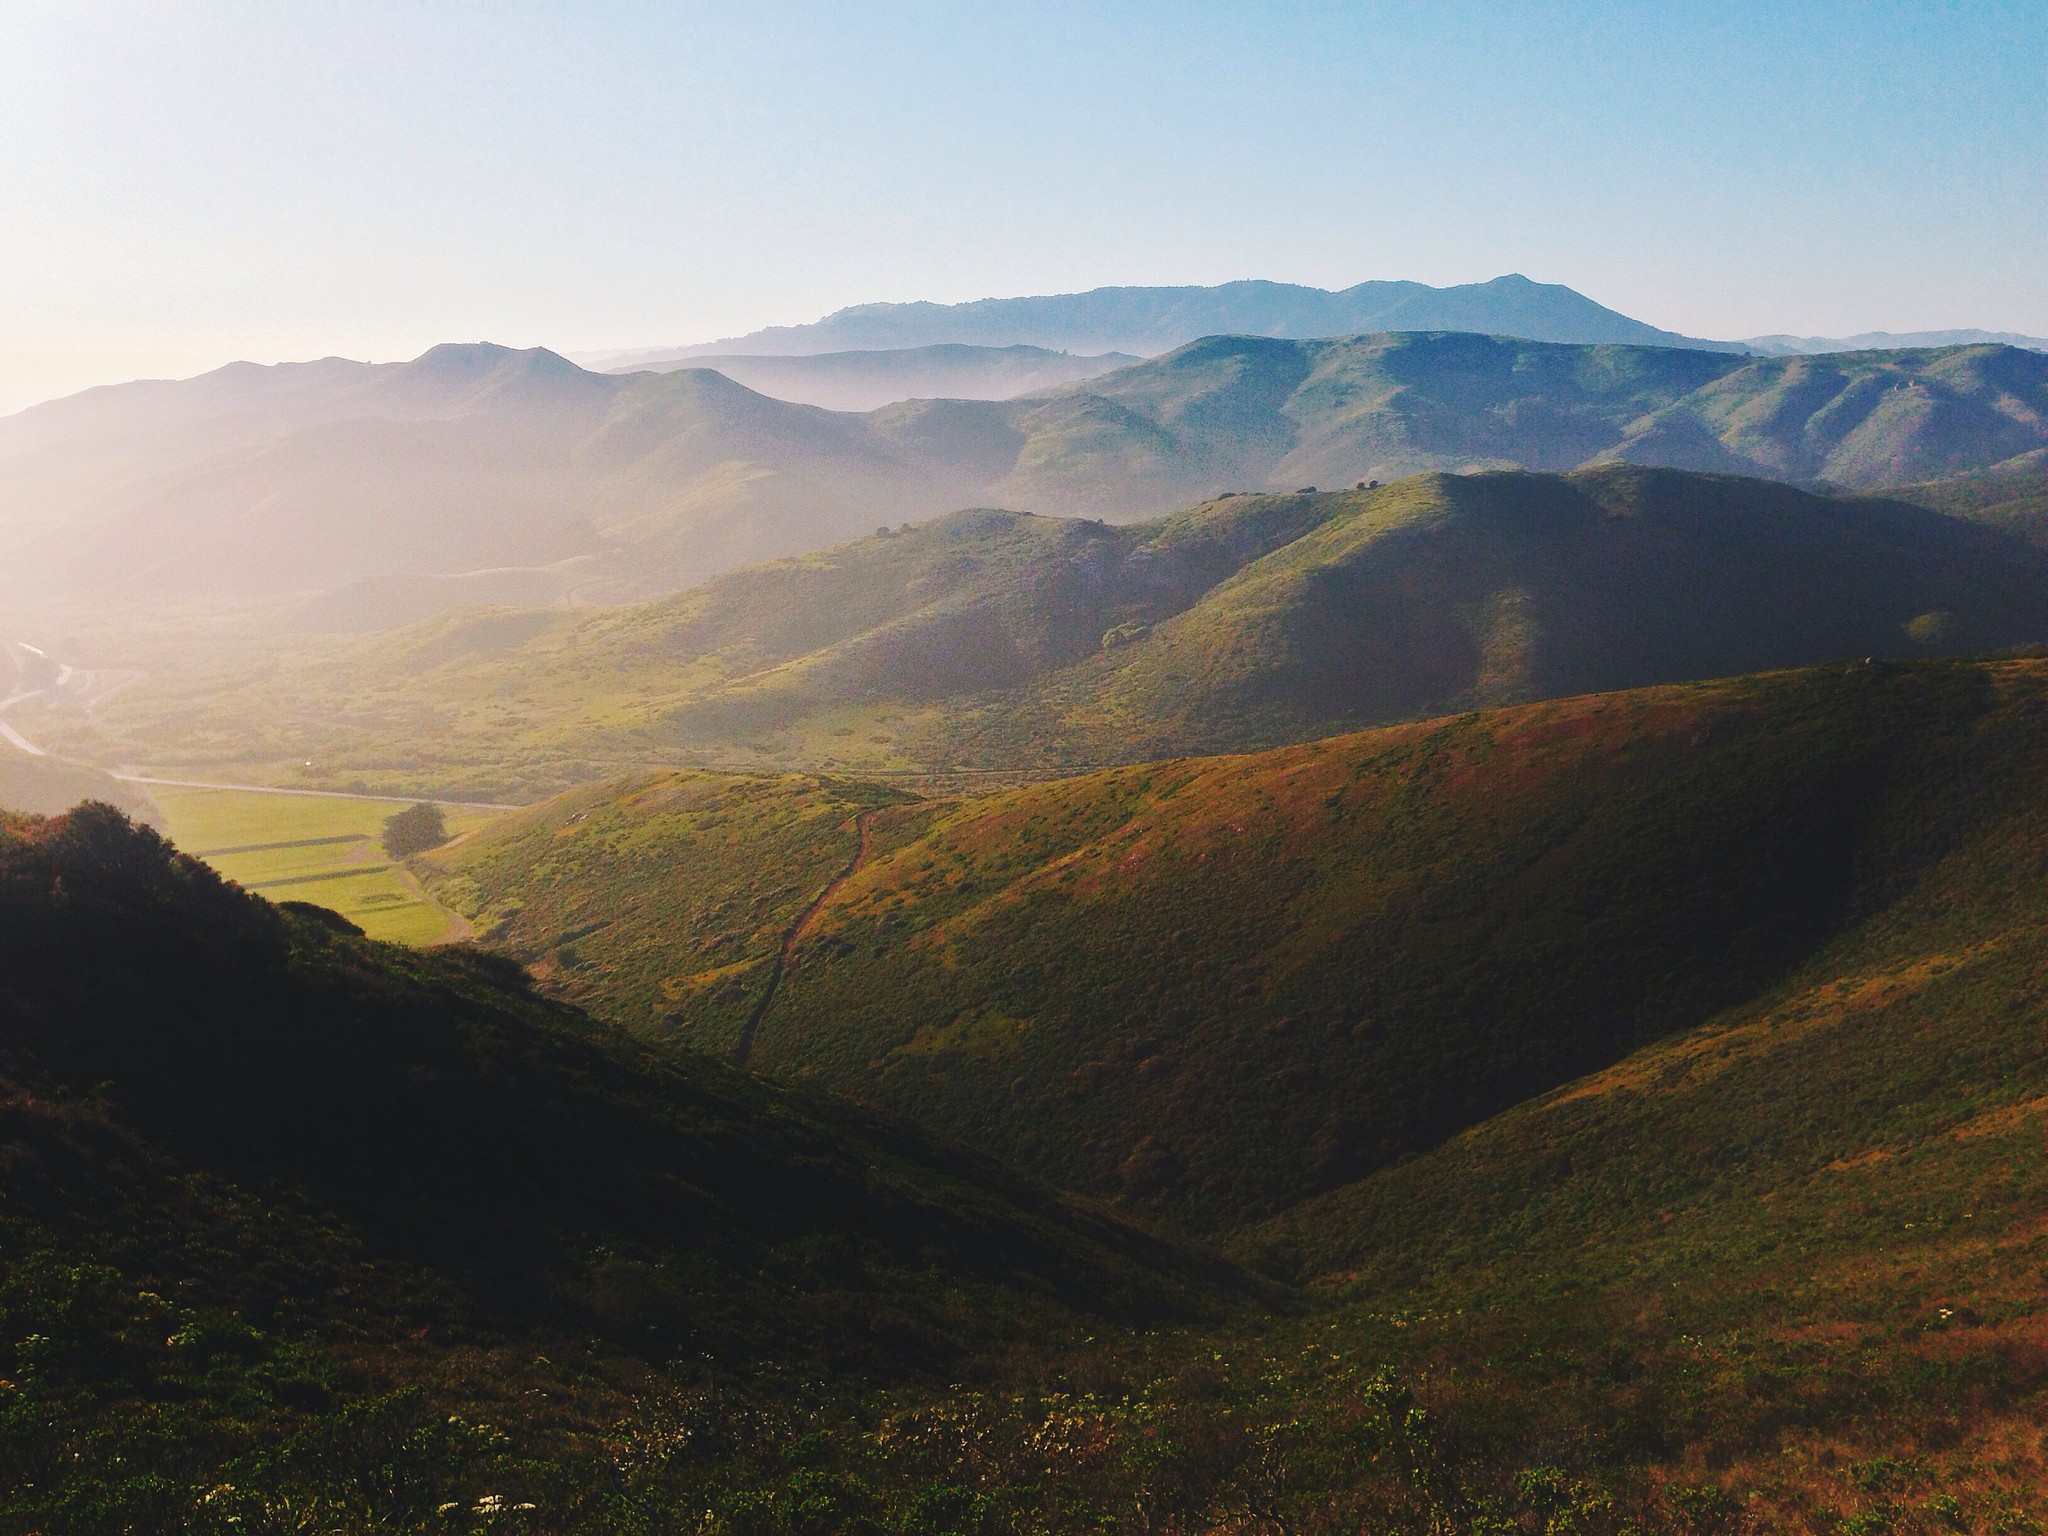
{"left": 65, "top": 465, "right": 2048, "bottom": 798}
{"left": 606, "top": 343, "right": 1140, "bottom": 409}
{"left": 0, "top": 803, "right": 1256, "bottom": 1529}
{"left": 8, "top": 334, "right": 2043, "bottom": 621}
{"left": 427, "top": 660, "right": 2040, "bottom": 1240}
{"left": 0, "top": 805, "right": 1225, "bottom": 1353}
{"left": 1052, "top": 465, "right": 2048, "bottom": 756}
{"left": 636, "top": 274, "right": 1741, "bottom": 358}
{"left": 1227, "top": 654, "right": 2048, "bottom": 1528}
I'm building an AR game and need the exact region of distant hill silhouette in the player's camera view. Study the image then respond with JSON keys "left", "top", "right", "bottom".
{"left": 610, "top": 275, "right": 1745, "bottom": 359}
{"left": 1746, "top": 326, "right": 2048, "bottom": 355}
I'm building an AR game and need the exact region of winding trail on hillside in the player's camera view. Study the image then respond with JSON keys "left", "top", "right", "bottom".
{"left": 732, "top": 809, "right": 876, "bottom": 1068}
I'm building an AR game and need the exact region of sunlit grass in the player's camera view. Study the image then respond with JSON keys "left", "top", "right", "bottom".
{"left": 152, "top": 785, "right": 503, "bottom": 944}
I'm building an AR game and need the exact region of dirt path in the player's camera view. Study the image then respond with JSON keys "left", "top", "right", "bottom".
{"left": 732, "top": 809, "right": 875, "bottom": 1068}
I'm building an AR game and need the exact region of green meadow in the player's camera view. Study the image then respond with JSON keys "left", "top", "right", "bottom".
{"left": 149, "top": 785, "right": 505, "bottom": 945}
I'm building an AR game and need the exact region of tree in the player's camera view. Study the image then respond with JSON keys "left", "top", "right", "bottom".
{"left": 381, "top": 802, "right": 447, "bottom": 858}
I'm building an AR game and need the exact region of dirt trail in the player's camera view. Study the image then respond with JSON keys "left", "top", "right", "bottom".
{"left": 732, "top": 810, "right": 875, "bottom": 1068}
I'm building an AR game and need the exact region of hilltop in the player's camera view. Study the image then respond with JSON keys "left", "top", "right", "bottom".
{"left": 611, "top": 274, "right": 1743, "bottom": 359}
{"left": 59, "top": 463, "right": 2048, "bottom": 798}
{"left": 6, "top": 334, "right": 2043, "bottom": 621}
{"left": 599, "top": 342, "right": 1140, "bottom": 409}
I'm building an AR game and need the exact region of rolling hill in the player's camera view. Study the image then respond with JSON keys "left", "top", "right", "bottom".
{"left": 8, "top": 333, "right": 2043, "bottom": 622}
{"left": 613, "top": 274, "right": 1744, "bottom": 359}
{"left": 598, "top": 342, "right": 1140, "bottom": 409}
{"left": 407, "top": 654, "right": 2048, "bottom": 1528}
{"left": 58, "top": 463, "right": 2048, "bottom": 799}
{"left": 422, "top": 658, "right": 2042, "bottom": 1237}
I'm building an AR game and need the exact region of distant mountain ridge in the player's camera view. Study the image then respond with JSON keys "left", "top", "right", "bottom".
{"left": 1746, "top": 327, "right": 2048, "bottom": 356}
{"left": 608, "top": 275, "right": 1747, "bottom": 360}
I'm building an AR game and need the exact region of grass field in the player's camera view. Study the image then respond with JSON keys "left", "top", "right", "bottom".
{"left": 150, "top": 785, "right": 506, "bottom": 944}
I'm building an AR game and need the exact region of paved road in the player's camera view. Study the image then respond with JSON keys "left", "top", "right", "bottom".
{"left": 110, "top": 772, "right": 522, "bottom": 811}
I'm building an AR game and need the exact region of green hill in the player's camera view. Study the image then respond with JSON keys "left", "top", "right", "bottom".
{"left": 423, "top": 658, "right": 2046, "bottom": 1238}
{"left": 25, "top": 668, "right": 2048, "bottom": 1527}
{"left": 964, "top": 333, "right": 2048, "bottom": 516}
{"left": 65, "top": 464, "right": 2048, "bottom": 798}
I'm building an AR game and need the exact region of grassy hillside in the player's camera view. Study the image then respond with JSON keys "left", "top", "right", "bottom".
{"left": 423, "top": 771, "right": 907, "bottom": 1050}
{"left": 1223, "top": 654, "right": 2048, "bottom": 1531}
{"left": 407, "top": 655, "right": 2048, "bottom": 1529}
{"left": 57, "top": 464, "right": 2048, "bottom": 797}
{"left": 0, "top": 803, "right": 1247, "bottom": 1529}
{"left": 422, "top": 658, "right": 2047, "bottom": 1241}
{"left": 741, "top": 661, "right": 2048, "bottom": 1230}
{"left": 24, "top": 684, "right": 2048, "bottom": 1526}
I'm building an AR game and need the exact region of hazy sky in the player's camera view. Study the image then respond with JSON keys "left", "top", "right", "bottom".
{"left": 2, "top": 1, "right": 2042, "bottom": 412}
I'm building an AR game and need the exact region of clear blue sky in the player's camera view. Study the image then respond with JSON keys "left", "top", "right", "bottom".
{"left": 1, "top": 1, "right": 2041, "bottom": 409}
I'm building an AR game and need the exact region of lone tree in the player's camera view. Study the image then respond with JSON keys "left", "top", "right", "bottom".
{"left": 381, "top": 801, "right": 447, "bottom": 858}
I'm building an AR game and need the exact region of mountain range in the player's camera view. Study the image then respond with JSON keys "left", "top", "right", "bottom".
{"left": 590, "top": 274, "right": 1745, "bottom": 360}
{"left": 5, "top": 334, "right": 2044, "bottom": 622}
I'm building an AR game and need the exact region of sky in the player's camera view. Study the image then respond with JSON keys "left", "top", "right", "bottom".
{"left": 0, "top": 0, "right": 2042, "bottom": 412}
